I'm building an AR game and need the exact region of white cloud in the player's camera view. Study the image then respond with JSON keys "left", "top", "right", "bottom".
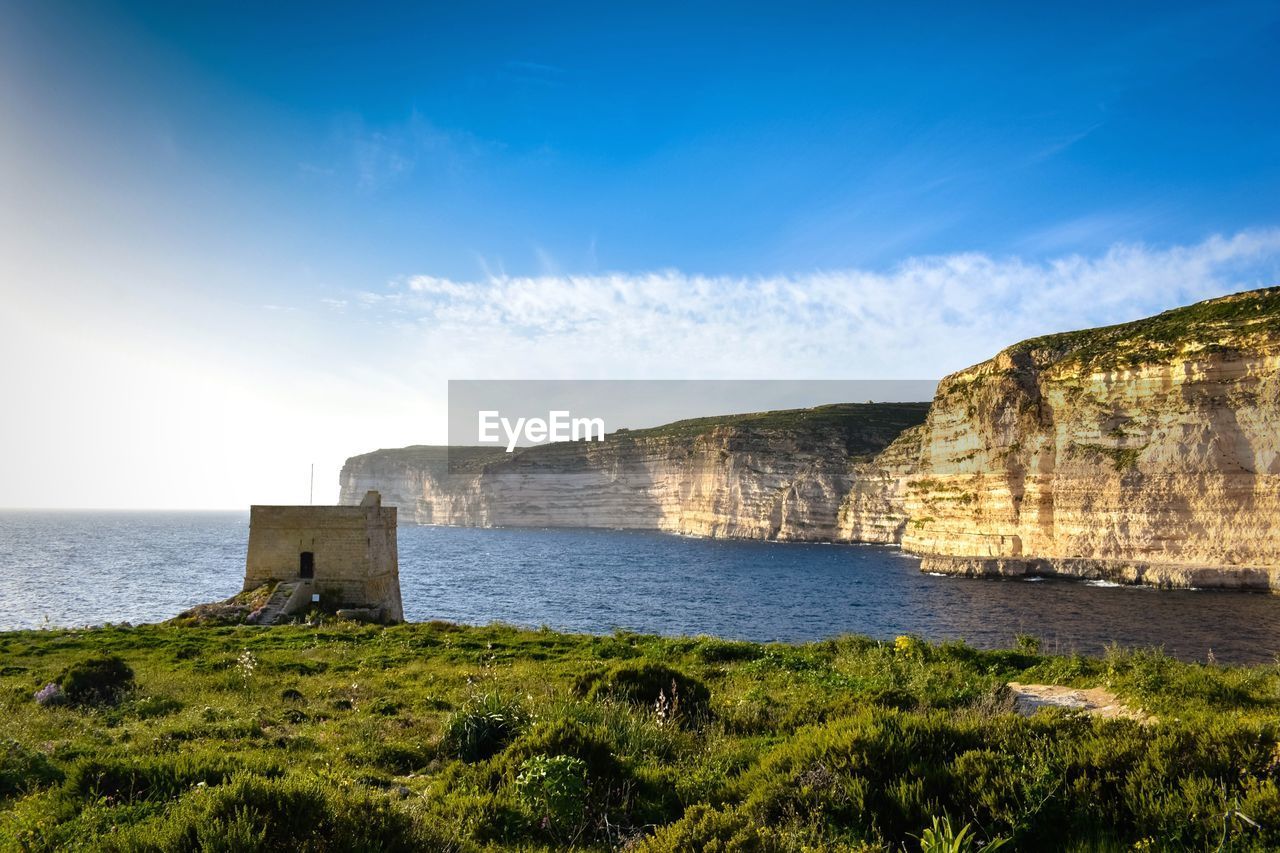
{"left": 373, "top": 229, "right": 1280, "bottom": 381}
{"left": 4, "top": 225, "right": 1277, "bottom": 509}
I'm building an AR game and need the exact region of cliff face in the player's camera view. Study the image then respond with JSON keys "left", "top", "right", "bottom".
{"left": 341, "top": 288, "right": 1280, "bottom": 589}
{"left": 890, "top": 287, "right": 1280, "bottom": 588}
{"left": 837, "top": 422, "right": 924, "bottom": 545}
{"left": 338, "top": 446, "right": 501, "bottom": 528}
{"left": 339, "top": 404, "right": 931, "bottom": 541}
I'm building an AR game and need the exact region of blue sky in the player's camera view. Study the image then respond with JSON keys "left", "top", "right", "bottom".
{"left": 2, "top": 1, "right": 1278, "bottom": 506}
{"left": 8, "top": 0, "right": 1280, "bottom": 278}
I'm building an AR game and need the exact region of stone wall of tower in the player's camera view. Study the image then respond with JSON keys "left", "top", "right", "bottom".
{"left": 244, "top": 491, "right": 401, "bottom": 621}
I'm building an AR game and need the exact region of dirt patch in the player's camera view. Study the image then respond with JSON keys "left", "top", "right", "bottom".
{"left": 1007, "top": 682, "right": 1153, "bottom": 723}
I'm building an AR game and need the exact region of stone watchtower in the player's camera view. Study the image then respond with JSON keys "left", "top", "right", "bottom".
{"left": 243, "top": 490, "right": 403, "bottom": 624}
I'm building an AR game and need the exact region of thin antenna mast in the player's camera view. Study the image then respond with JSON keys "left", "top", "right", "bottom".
{"left": 309, "top": 463, "right": 314, "bottom": 505}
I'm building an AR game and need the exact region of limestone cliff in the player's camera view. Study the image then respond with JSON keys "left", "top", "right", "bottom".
{"left": 341, "top": 287, "right": 1280, "bottom": 589}
{"left": 339, "top": 404, "right": 930, "bottom": 541}
{"left": 885, "top": 287, "right": 1280, "bottom": 588}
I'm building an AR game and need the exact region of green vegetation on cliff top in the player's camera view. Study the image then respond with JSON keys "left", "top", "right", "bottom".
{"left": 608, "top": 401, "right": 930, "bottom": 454}
{"left": 1007, "top": 286, "right": 1280, "bottom": 371}
{"left": 343, "top": 445, "right": 510, "bottom": 475}
{"left": 349, "top": 402, "right": 931, "bottom": 473}
{"left": 3, "top": 622, "right": 1280, "bottom": 850}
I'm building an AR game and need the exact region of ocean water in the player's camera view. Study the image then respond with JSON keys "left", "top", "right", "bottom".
{"left": 2, "top": 510, "right": 1279, "bottom": 663}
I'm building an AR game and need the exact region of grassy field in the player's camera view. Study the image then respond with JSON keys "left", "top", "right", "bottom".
{"left": 2, "top": 621, "right": 1279, "bottom": 851}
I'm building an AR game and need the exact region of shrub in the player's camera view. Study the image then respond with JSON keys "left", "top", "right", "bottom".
{"left": 1013, "top": 634, "right": 1041, "bottom": 655}
{"left": 967, "top": 684, "right": 1018, "bottom": 717}
{"left": 738, "top": 710, "right": 976, "bottom": 838}
{"left": 588, "top": 663, "right": 711, "bottom": 723}
{"left": 515, "top": 754, "right": 588, "bottom": 834}
{"left": 59, "top": 654, "right": 134, "bottom": 706}
{"left": 63, "top": 753, "right": 263, "bottom": 804}
{"left": 496, "top": 715, "right": 683, "bottom": 840}
{"left": 106, "top": 772, "right": 446, "bottom": 852}
{"left": 571, "top": 667, "right": 606, "bottom": 696}
{"left": 502, "top": 718, "right": 625, "bottom": 787}
{"left": 636, "top": 804, "right": 790, "bottom": 852}
{"left": 130, "top": 695, "right": 183, "bottom": 720}
{"left": 441, "top": 693, "right": 530, "bottom": 762}
{"left": 696, "top": 639, "right": 762, "bottom": 664}
{"left": 346, "top": 739, "right": 434, "bottom": 775}
{"left": 0, "top": 740, "right": 62, "bottom": 800}
{"left": 870, "top": 686, "right": 917, "bottom": 710}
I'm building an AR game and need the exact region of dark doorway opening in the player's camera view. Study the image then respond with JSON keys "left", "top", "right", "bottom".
{"left": 299, "top": 551, "right": 315, "bottom": 579}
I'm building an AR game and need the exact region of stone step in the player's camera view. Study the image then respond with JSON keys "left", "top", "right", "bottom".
{"left": 254, "top": 581, "right": 299, "bottom": 625}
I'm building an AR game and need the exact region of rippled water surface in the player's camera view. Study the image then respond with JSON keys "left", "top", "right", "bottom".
{"left": 3, "top": 511, "right": 1279, "bottom": 663}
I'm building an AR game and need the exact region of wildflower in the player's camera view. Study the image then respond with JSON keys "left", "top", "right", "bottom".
{"left": 654, "top": 679, "right": 681, "bottom": 727}
{"left": 33, "top": 682, "right": 64, "bottom": 707}
{"left": 236, "top": 649, "right": 257, "bottom": 689}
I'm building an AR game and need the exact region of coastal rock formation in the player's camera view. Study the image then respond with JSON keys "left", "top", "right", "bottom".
{"left": 339, "top": 404, "right": 930, "bottom": 541}
{"left": 341, "top": 288, "right": 1280, "bottom": 589}
{"left": 889, "top": 287, "right": 1280, "bottom": 588}
{"left": 837, "top": 422, "right": 924, "bottom": 545}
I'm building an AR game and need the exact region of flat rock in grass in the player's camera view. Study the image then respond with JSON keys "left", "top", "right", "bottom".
{"left": 1007, "top": 682, "right": 1154, "bottom": 723}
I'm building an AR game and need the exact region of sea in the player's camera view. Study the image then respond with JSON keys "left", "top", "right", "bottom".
{"left": 2, "top": 510, "right": 1278, "bottom": 663}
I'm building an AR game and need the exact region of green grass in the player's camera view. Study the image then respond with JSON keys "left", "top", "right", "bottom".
{"left": 2, "top": 622, "right": 1279, "bottom": 850}
{"left": 1005, "top": 286, "right": 1280, "bottom": 372}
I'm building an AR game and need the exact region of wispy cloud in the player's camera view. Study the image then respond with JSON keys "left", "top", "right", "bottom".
{"left": 323, "top": 113, "right": 494, "bottom": 191}
{"left": 533, "top": 245, "right": 560, "bottom": 276}
{"left": 351, "top": 129, "right": 416, "bottom": 190}
{"left": 502, "top": 59, "right": 568, "bottom": 87}
{"left": 1025, "top": 122, "right": 1103, "bottom": 165}
{"left": 297, "top": 161, "right": 336, "bottom": 178}
{"left": 353, "top": 230, "right": 1280, "bottom": 381}
{"left": 1015, "top": 208, "right": 1170, "bottom": 255}
{"left": 505, "top": 60, "right": 565, "bottom": 75}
